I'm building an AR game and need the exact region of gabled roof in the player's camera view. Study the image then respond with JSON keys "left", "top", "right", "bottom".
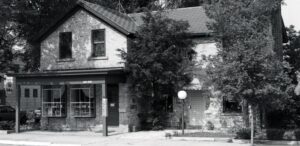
{"left": 35, "top": 0, "right": 137, "bottom": 42}
{"left": 35, "top": 0, "right": 212, "bottom": 42}
{"left": 129, "top": 6, "right": 212, "bottom": 35}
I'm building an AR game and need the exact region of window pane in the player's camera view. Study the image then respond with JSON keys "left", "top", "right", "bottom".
{"left": 223, "top": 97, "right": 242, "bottom": 113}
{"left": 93, "top": 43, "right": 105, "bottom": 57}
{"left": 92, "top": 30, "right": 104, "bottom": 42}
{"left": 53, "top": 90, "right": 61, "bottom": 102}
{"left": 42, "top": 87, "right": 66, "bottom": 117}
{"left": 59, "top": 32, "right": 72, "bottom": 59}
{"left": 92, "top": 30, "right": 105, "bottom": 57}
{"left": 71, "top": 88, "right": 95, "bottom": 117}
{"left": 33, "top": 89, "right": 38, "bottom": 98}
{"left": 24, "top": 88, "right": 30, "bottom": 98}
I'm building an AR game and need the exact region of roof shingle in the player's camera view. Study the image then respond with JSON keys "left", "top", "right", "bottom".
{"left": 128, "top": 6, "right": 212, "bottom": 34}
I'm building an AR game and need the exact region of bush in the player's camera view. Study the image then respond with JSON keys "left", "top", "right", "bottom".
{"left": 0, "top": 121, "right": 14, "bottom": 130}
{"left": 266, "top": 129, "right": 285, "bottom": 140}
{"left": 235, "top": 128, "right": 251, "bottom": 139}
{"left": 295, "top": 130, "right": 300, "bottom": 140}
{"left": 205, "top": 121, "right": 214, "bottom": 130}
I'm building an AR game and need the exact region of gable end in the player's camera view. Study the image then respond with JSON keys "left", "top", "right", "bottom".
{"left": 35, "top": 1, "right": 133, "bottom": 42}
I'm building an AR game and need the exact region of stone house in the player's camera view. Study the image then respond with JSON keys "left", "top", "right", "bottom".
{"left": 9, "top": 0, "right": 287, "bottom": 132}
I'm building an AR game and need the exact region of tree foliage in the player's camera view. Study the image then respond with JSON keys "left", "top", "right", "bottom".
{"left": 204, "top": 0, "right": 292, "bottom": 110}
{"left": 281, "top": 25, "right": 300, "bottom": 128}
{"left": 120, "top": 10, "right": 195, "bottom": 98}
{"left": 119, "top": 10, "right": 195, "bottom": 129}
{"left": 283, "top": 25, "right": 300, "bottom": 83}
{"left": 0, "top": 1, "right": 19, "bottom": 75}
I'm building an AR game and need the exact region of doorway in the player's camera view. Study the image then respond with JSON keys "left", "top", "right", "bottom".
{"left": 107, "top": 84, "right": 119, "bottom": 126}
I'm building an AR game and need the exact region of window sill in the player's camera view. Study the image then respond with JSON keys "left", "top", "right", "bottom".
{"left": 44, "top": 116, "right": 66, "bottom": 118}
{"left": 56, "top": 58, "right": 75, "bottom": 63}
{"left": 88, "top": 56, "right": 108, "bottom": 60}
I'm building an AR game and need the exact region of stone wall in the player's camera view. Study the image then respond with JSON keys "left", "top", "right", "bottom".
{"left": 40, "top": 9, "right": 127, "bottom": 71}
{"left": 119, "top": 83, "right": 140, "bottom": 132}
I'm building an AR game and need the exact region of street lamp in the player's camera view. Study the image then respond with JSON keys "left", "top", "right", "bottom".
{"left": 178, "top": 90, "right": 187, "bottom": 135}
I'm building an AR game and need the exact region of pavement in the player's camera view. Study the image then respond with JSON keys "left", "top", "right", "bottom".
{"left": 0, "top": 130, "right": 297, "bottom": 146}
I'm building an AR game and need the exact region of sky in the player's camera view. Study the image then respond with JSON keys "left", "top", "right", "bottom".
{"left": 282, "top": 0, "right": 300, "bottom": 31}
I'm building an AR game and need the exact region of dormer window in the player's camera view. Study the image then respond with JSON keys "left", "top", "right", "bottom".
{"left": 91, "top": 29, "right": 105, "bottom": 57}
{"left": 59, "top": 32, "right": 72, "bottom": 59}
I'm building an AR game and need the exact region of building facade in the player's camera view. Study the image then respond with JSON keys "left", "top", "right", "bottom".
{"left": 9, "top": 0, "right": 286, "bottom": 132}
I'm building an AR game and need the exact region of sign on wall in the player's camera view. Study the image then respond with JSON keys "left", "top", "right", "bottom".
{"left": 4, "top": 75, "right": 13, "bottom": 94}
{"left": 102, "top": 98, "right": 108, "bottom": 117}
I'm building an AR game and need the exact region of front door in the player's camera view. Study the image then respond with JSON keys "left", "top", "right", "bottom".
{"left": 188, "top": 91, "right": 207, "bottom": 126}
{"left": 107, "top": 84, "right": 119, "bottom": 126}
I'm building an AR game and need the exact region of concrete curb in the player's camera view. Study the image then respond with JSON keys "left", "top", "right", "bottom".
{"left": 172, "top": 137, "right": 232, "bottom": 142}
{"left": 232, "top": 139, "right": 300, "bottom": 145}
{"left": 255, "top": 140, "right": 300, "bottom": 145}
{"left": 0, "top": 140, "right": 82, "bottom": 146}
{"left": 172, "top": 137, "right": 300, "bottom": 145}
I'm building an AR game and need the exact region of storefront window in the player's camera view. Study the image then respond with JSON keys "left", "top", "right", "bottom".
{"left": 42, "top": 86, "right": 66, "bottom": 117}
{"left": 70, "top": 87, "right": 95, "bottom": 117}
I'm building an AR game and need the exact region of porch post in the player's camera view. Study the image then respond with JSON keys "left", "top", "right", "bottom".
{"left": 15, "top": 83, "right": 20, "bottom": 133}
{"left": 102, "top": 83, "right": 108, "bottom": 136}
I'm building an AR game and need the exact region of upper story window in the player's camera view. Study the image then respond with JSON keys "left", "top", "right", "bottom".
{"left": 91, "top": 29, "right": 105, "bottom": 57}
{"left": 59, "top": 32, "right": 72, "bottom": 59}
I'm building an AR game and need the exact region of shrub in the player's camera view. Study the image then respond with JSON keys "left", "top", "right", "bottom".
{"left": 295, "top": 130, "right": 300, "bottom": 140}
{"left": 205, "top": 121, "right": 214, "bottom": 130}
{"left": 266, "top": 129, "right": 285, "bottom": 140}
{"left": 0, "top": 121, "right": 14, "bottom": 130}
{"left": 235, "top": 128, "right": 251, "bottom": 139}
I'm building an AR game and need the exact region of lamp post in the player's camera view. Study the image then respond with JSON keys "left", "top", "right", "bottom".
{"left": 178, "top": 90, "right": 187, "bottom": 135}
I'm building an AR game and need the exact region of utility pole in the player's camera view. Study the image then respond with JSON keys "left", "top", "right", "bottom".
{"left": 250, "top": 105, "right": 254, "bottom": 146}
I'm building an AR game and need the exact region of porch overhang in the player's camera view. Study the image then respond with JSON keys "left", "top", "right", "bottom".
{"left": 7, "top": 67, "right": 126, "bottom": 85}
{"left": 183, "top": 78, "right": 203, "bottom": 91}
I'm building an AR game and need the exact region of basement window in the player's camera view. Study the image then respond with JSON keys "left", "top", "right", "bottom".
{"left": 59, "top": 32, "right": 72, "bottom": 59}
{"left": 70, "top": 87, "right": 95, "bottom": 117}
{"left": 223, "top": 96, "right": 242, "bottom": 113}
{"left": 91, "top": 29, "right": 105, "bottom": 57}
{"left": 42, "top": 86, "right": 66, "bottom": 117}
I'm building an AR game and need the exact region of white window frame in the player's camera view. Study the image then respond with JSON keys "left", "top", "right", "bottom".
{"left": 70, "top": 87, "right": 95, "bottom": 117}
{"left": 42, "top": 88, "right": 64, "bottom": 117}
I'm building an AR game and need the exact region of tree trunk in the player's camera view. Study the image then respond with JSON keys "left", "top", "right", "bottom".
{"left": 242, "top": 99, "right": 250, "bottom": 128}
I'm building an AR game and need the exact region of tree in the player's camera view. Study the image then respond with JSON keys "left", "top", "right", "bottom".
{"left": 119, "top": 10, "right": 196, "bottom": 129}
{"left": 281, "top": 25, "right": 300, "bottom": 128}
{"left": 204, "top": 0, "right": 293, "bottom": 128}
{"left": 284, "top": 25, "right": 300, "bottom": 83}
{"left": 0, "top": 1, "right": 19, "bottom": 76}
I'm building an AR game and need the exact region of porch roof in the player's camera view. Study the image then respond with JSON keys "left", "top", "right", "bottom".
{"left": 183, "top": 78, "right": 203, "bottom": 90}
{"left": 7, "top": 67, "right": 124, "bottom": 78}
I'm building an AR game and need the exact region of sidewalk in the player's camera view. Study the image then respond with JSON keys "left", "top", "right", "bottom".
{"left": 0, "top": 130, "right": 292, "bottom": 146}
